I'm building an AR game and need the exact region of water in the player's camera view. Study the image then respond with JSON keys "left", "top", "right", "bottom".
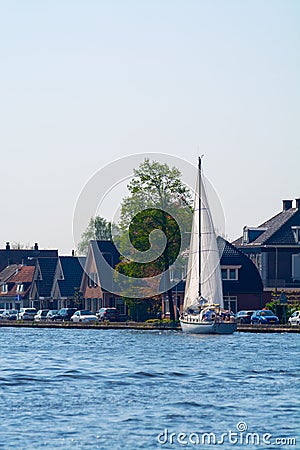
{"left": 0, "top": 328, "right": 299, "bottom": 449}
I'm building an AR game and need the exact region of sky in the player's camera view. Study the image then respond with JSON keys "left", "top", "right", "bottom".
{"left": 0, "top": 0, "right": 299, "bottom": 254}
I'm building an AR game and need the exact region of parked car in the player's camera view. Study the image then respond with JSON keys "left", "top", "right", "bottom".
{"left": 70, "top": 310, "right": 98, "bottom": 323}
{"left": 288, "top": 310, "right": 300, "bottom": 326}
{"left": 251, "top": 310, "right": 279, "bottom": 325}
{"left": 18, "top": 308, "right": 37, "bottom": 321}
{"left": 236, "top": 310, "right": 255, "bottom": 324}
{"left": 97, "top": 307, "right": 120, "bottom": 322}
{"left": 46, "top": 310, "right": 58, "bottom": 321}
{"left": 0, "top": 309, "right": 18, "bottom": 320}
{"left": 51, "top": 308, "right": 77, "bottom": 322}
{"left": 34, "top": 309, "right": 50, "bottom": 322}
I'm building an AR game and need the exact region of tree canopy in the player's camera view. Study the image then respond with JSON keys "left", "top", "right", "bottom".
{"left": 116, "top": 158, "right": 192, "bottom": 321}
{"left": 77, "top": 216, "right": 112, "bottom": 255}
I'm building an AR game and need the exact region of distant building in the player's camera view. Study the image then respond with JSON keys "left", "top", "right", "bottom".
{"left": 0, "top": 264, "right": 35, "bottom": 310}
{"left": 0, "top": 242, "right": 58, "bottom": 272}
{"left": 51, "top": 256, "right": 86, "bottom": 309}
{"left": 162, "top": 237, "right": 263, "bottom": 317}
{"left": 233, "top": 198, "right": 300, "bottom": 302}
{"left": 29, "top": 258, "right": 58, "bottom": 310}
{"left": 80, "top": 240, "right": 127, "bottom": 316}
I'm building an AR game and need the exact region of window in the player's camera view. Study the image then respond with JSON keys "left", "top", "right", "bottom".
{"left": 243, "top": 228, "right": 248, "bottom": 244}
{"left": 221, "top": 267, "right": 240, "bottom": 280}
{"left": 223, "top": 296, "right": 237, "bottom": 313}
{"left": 1, "top": 284, "right": 8, "bottom": 293}
{"left": 116, "top": 298, "right": 125, "bottom": 315}
{"left": 92, "top": 298, "right": 98, "bottom": 311}
{"left": 88, "top": 272, "right": 98, "bottom": 288}
{"left": 292, "top": 254, "right": 300, "bottom": 281}
{"left": 16, "top": 284, "right": 24, "bottom": 293}
{"left": 86, "top": 298, "right": 91, "bottom": 310}
{"left": 229, "top": 269, "right": 236, "bottom": 280}
{"left": 292, "top": 227, "right": 300, "bottom": 244}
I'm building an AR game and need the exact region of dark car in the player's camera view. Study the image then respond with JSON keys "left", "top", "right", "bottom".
{"left": 236, "top": 310, "right": 255, "bottom": 324}
{"left": 251, "top": 310, "right": 279, "bottom": 325}
{"left": 0, "top": 309, "right": 18, "bottom": 320}
{"left": 97, "top": 308, "right": 120, "bottom": 322}
{"left": 51, "top": 308, "right": 77, "bottom": 322}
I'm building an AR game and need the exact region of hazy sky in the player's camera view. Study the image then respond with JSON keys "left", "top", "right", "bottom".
{"left": 1, "top": 0, "right": 299, "bottom": 254}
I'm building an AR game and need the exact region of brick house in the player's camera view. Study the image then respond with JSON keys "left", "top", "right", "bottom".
{"left": 80, "top": 240, "right": 127, "bottom": 316}
{"left": 233, "top": 199, "right": 300, "bottom": 302}
{"left": 0, "top": 264, "right": 35, "bottom": 310}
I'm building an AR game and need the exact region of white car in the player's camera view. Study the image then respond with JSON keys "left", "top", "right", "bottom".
{"left": 70, "top": 310, "right": 98, "bottom": 323}
{"left": 34, "top": 309, "right": 50, "bottom": 321}
{"left": 18, "top": 308, "right": 37, "bottom": 321}
{"left": 288, "top": 311, "right": 300, "bottom": 326}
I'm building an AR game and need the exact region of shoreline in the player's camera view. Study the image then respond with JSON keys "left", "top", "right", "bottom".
{"left": 0, "top": 322, "right": 299, "bottom": 333}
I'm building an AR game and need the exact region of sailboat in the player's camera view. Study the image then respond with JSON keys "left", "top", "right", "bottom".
{"left": 180, "top": 157, "right": 237, "bottom": 334}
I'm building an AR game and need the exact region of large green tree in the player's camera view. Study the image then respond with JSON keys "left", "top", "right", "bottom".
{"left": 117, "top": 158, "right": 192, "bottom": 321}
{"left": 77, "top": 216, "right": 112, "bottom": 255}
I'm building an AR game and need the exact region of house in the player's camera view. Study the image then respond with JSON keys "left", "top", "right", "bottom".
{"left": 80, "top": 240, "right": 127, "bottom": 316}
{"left": 0, "top": 264, "right": 35, "bottom": 310}
{"left": 51, "top": 256, "right": 86, "bottom": 309}
{"left": 0, "top": 242, "right": 58, "bottom": 272}
{"left": 233, "top": 198, "right": 300, "bottom": 302}
{"left": 162, "top": 236, "right": 263, "bottom": 317}
{"left": 29, "top": 258, "right": 58, "bottom": 310}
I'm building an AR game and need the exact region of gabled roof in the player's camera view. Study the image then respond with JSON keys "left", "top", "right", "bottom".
{"left": 159, "top": 238, "right": 263, "bottom": 294}
{"left": 233, "top": 207, "right": 299, "bottom": 246}
{"left": 90, "top": 240, "right": 121, "bottom": 293}
{"left": 57, "top": 256, "right": 85, "bottom": 297}
{"left": 0, "top": 265, "right": 35, "bottom": 297}
{"left": 218, "top": 237, "right": 263, "bottom": 293}
{"left": 0, "top": 265, "right": 18, "bottom": 283}
{"left": 9, "top": 266, "right": 35, "bottom": 283}
{"left": 36, "top": 258, "right": 58, "bottom": 297}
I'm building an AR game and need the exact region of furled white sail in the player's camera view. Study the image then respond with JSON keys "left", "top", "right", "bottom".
{"left": 183, "top": 173, "right": 224, "bottom": 310}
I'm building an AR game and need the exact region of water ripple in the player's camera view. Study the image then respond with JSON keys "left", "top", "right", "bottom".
{"left": 0, "top": 328, "right": 298, "bottom": 449}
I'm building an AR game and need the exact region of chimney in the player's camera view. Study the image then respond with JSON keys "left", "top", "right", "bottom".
{"left": 6, "top": 242, "right": 10, "bottom": 250}
{"left": 282, "top": 200, "right": 293, "bottom": 211}
{"left": 295, "top": 198, "right": 300, "bottom": 210}
{"left": 34, "top": 243, "right": 39, "bottom": 251}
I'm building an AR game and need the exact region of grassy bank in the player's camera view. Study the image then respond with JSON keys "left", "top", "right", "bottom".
{"left": 0, "top": 321, "right": 299, "bottom": 332}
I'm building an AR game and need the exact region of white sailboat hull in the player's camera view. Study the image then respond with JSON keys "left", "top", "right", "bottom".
{"left": 180, "top": 317, "right": 237, "bottom": 334}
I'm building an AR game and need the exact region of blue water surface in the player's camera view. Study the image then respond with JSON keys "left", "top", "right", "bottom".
{"left": 0, "top": 328, "right": 299, "bottom": 449}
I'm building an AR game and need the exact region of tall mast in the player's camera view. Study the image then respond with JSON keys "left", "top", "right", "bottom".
{"left": 198, "top": 156, "right": 201, "bottom": 298}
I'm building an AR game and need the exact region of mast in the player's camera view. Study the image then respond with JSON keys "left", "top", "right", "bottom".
{"left": 198, "top": 156, "right": 201, "bottom": 299}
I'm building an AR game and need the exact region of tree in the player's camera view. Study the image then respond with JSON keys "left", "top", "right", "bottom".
{"left": 77, "top": 216, "right": 112, "bottom": 255}
{"left": 10, "top": 242, "right": 32, "bottom": 249}
{"left": 117, "top": 158, "right": 192, "bottom": 321}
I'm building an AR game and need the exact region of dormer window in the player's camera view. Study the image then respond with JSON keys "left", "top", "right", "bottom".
{"left": 243, "top": 226, "right": 267, "bottom": 244}
{"left": 291, "top": 227, "right": 300, "bottom": 244}
{"left": 16, "top": 284, "right": 24, "bottom": 293}
{"left": 1, "top": 284, "right": 8, "bottom": 293}
{"left": 243, "top": 227, "right": 249, "bottom": 244}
